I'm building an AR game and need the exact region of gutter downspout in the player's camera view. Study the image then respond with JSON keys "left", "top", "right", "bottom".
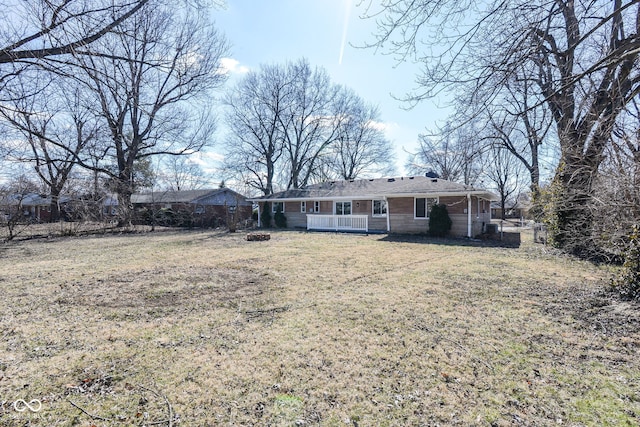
{"left": 467, "top": 193, "right": 472, "bottom": 238}
{"left": 384, "top": 196, "right": 390, "bottom": 233}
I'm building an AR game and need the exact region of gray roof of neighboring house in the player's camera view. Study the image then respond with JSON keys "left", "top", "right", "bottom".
{"left": 2, "top": 193, "right": 73, "bottom": 206}
{"left": 490, "top": 200, "right": 531, "bottom": 210}
{"left": 131, "top": 189, "right": 251, "bottom": 206}
{"left": 250, "top": 176, "right": 499, "bottom": 201}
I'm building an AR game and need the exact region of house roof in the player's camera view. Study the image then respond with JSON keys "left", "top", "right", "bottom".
{"left": 131, "top": 188, "right": 251, "bottom": 205}
{"left": 490, "top": 200, "right": 531, "bottom": 210}
{"left": 250, "top": 176, "right": 499, "bottom": 202}
{"left": 2, "top": 193, "right": 73, "bottom": 206}
{"left": 132, "top": 189, "right": 218, "bottom": 204}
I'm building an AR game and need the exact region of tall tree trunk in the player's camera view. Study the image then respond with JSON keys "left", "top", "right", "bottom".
{"left": 49, "top": 190, "right": 61, "bottom": 222}
{"left": 550, "top": 132, "right": 605, "bottom": 257}
{"left": 116, "top": 172, "right": 134, "bottom": 228}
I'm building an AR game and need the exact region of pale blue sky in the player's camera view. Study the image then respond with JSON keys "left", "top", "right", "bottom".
{"left": 209, "top": 0, "right": 453, "bottom": 176}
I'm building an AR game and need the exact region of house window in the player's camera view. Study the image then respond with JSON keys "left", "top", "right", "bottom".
{"left": 415, "top": 197, "right": 438, "bottom": 219}
{"left": 272, "top": 202, "right": 285, "bottom": 213}
{"left": 301, "top": 201, "right": 306, "bottom": 213}
{"left": 372, "top": 199, "right": 387, "bottom": 217}
{"left": 335, "top": 201, "right": 351, "bottom": 215}
{"left": 314, "top": 201, "right": 320, "bottom": 213}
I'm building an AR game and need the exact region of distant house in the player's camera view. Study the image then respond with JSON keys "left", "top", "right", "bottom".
{"left": 101, "top": 194, "right": 119, "bottom": 217}
{"left": 0, "top": 193, "right": 73, "bottom": 223}
{"left": 490, "top": 197, "right": 531, "bottom": 220}
{"left": 131, "top": 188, "right": 252, "bottom": 227}
{"left": 250, "top": 176, "right": 498, "bottom": 237}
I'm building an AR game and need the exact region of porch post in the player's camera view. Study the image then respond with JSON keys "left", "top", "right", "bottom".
{"left": 257, "top": 202, "right": 261, "bottom": 228}
{"left": 467, "top": 193, "right": 472, "bottom": 238}
{"left": 384, "top": 196, "right": 390, "bottom": 232}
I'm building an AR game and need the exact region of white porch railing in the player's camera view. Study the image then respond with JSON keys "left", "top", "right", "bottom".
{"left": 307, "top": 214, "right": 368, "bottom": 232}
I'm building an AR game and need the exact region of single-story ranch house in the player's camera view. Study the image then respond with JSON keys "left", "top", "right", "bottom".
{"left": 131, "top": 188, "right": 252, "bottom": 227}
{"left": 250, "top": 176, "right": 499, "bottom": 237}
{"left": 0, "top": 193, "right": 73, "bottom": 223}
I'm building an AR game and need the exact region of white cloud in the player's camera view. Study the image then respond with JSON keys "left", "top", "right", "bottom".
{"left": 189, "top": 151, "right": 224, "bottom": 167}
{"left": 219, "top": 57, "right": 250, "bottom": 75}
{"left": 203, "top": 151, "right": 225, "bottom": 163}
{"left": 366, "top": 120, "right": 393, "bottom": 132}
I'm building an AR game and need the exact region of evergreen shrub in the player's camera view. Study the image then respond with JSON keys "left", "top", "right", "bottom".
{"left": 428, "top": 204, "right": 452, "bottom": 237}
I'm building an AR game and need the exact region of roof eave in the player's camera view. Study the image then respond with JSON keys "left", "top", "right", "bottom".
{"left": 249, "top": 190, "right": 499, "bottom": 202}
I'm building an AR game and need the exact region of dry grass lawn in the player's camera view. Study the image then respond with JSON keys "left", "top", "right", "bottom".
{"left": 0, "top": 229, "right": 638, "bottom": 426}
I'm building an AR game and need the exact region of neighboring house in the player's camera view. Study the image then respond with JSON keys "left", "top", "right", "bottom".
{"left": 131, "top": 188, "right": 252, "bottom": 227}
{"left": 101, "top": 194, "right": 119, "bottom": 217}
{"left": 491, "top": 198, "right": 531, "bottom": 220}
{"left": 0, "top": 193, "right": 73, "bottom": 223}
{"left": 250, "top": 176, "right": 499, "bottom": 237}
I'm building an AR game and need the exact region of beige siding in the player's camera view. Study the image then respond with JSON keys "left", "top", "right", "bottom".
{"left": 369, "top": 217, "right": 388, "bottom": 231}
{"left": 389, "top": 214, "right": 429, "bottom": 234}
{"left": 280, "top": 202, "right": 305, "bottom": 229}
{"left": 259, "top": 195, "right": 492, "bottom": 236}
{"left": 449, "top": 214, "right": 469, "bottom": 237}
{"left": 352, "top": 200, "right": 370, "bottom": 215}
{"left": 440, "top": 196, "right": 467, "bottom": 214}
{"left": 285, "top": 212, "right": 307, "bottom": 229}
{"left": 388, "top": 195, "right": 491, "bottom": 236}
{"left": 283, "top": 201, "right": 296, "bottom": 213}
{"left": 319, "top": 201, "right": 332, "bottom": 214}
{"left": 388, "top": 197, "right": 413, "bottom": 215}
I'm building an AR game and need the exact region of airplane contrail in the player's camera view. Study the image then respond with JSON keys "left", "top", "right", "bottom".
{"left": 339, "top": 0, "right": 352, "bottom": 65}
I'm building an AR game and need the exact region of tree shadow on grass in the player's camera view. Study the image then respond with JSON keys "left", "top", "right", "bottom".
{"left": 376, "top": 232, "right": 522, "bottom": 248}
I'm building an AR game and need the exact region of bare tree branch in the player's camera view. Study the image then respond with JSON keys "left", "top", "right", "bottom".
{"left": 0, "top": 1, "right": 150, "bottom": 63}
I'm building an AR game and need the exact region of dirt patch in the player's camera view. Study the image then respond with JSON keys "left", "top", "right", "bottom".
{"left": 56, "top": 267, "right": 269, "bottom": 311}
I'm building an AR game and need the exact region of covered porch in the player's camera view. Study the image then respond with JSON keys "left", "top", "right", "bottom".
{"left": 306, "top": 214, "right": 369, "bottom": 232}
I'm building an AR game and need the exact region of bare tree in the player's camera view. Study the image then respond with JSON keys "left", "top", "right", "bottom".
{"left": 0, "top": 174, "right": 40, "bottom": 241}
{"left": 483, "top": 69, "right": 554, "bottom": 198}
{"left": 317, "top": 98, "right": 396, "bottom": 181}
{"left": 0, "top": 0, "right": 150, "bottom": 183}
{"left": 0, "top": 1, "right": 150, "bottom": 64}
{"left": 71, "top": 1, "right": 228, "bottom": 225}
{"left": 157, "top": 155, "right": 209, "bottom": 191}
{"left": 279, "top": 59, "right": 348, "bottom": 189}
{"left": 590, "top": 100, "right": 640, "bottom": 254}
{"left": 364, "top": 0, "right": 640, "bottom": 257}
{"left": 608, "top": 100, "right": 640, "bottom": 213}
{"left": 0, "top": 76, "right": 102, "bottom": 221}
{"left": 0, "top": 0, "right": 150, "bottom": 106}
{"left": 482, "top": 143, "right": 527, "bottom": 220}
{"left": 223, "top": 64, "right": 288, "bottom": 196}
{"left": 408, "top": 121, "right": 484, "bottom": 185}
{"left": 531, "top": 1, "right": 640, "bottom": 256}
{"left": 224, "top": 58, "right": 394, "bottom": 195}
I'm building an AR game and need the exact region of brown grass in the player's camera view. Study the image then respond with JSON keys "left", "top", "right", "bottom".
{"left": 0, "top": 229, "right": 638, "bottom": 426}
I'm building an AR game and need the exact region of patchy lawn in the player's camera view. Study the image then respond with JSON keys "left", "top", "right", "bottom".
{"left": 0, "top": 230, "right": 638, "bottom": 426}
